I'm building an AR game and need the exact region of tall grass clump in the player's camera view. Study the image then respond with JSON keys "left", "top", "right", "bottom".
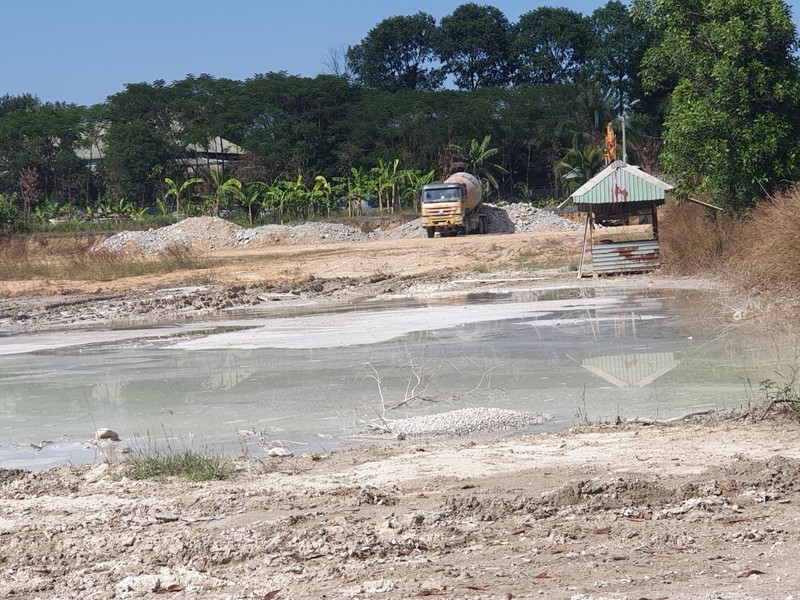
{"left": 116, "top": 433, "right": 235, "bottom": 482}
{"left": 0, "top": 237, "right": 213, "bottom": 282}
{"left": 76, "top": 244, "right": 210, "bottom": 281}
{"left": 658, "top": 201, "right": 738, "bottom": 275}
{"left": 724, "top": 186, "right": 800, "bottom": 297}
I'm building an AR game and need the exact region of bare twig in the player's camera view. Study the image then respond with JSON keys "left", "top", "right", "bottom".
{"left": 759, "top": 398, "right": 800, "bottom": 421}
{"left": 627, "top": 409, "right": 716, "bottom": 425}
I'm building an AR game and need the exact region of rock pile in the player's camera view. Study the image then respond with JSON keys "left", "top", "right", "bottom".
{"left": 384, "top": 407, "right": 549, "bottom": 438}
{"left": 93, "top": 203, "right": 581, "bottom": 255}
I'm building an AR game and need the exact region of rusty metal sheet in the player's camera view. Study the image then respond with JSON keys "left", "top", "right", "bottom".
{"left": 591, "top": 240, "right": 660, "bottom": 274}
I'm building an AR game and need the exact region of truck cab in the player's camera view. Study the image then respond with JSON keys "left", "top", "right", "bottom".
{"left": 420, "top": 173, "right": 486, "bottom": 238}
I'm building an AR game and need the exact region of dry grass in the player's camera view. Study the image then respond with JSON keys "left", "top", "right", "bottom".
{"left": 658, "top": 201, "right": 738, "bottom": 274}
{"left": 659, "top": 187, "right": 800, "bottom": 323}
{"left": 724, "top": 187, "right": 800, "bottom": 295}
{"left": 0, "top": 234, "right": 213, "bottom": 282}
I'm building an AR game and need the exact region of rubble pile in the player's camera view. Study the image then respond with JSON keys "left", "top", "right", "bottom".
{"left": 93, "top": 203, "right": 581, "bottom": 255}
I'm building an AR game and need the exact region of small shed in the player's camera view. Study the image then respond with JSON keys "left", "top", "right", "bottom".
{"left": 563, "top": 161, "right": 674, "bottom": 278}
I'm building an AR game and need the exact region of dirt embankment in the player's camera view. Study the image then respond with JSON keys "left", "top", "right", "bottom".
{"left": 0, "top": 217, "right": 594, "bottom": 332}
{"left": 3, "top": 418, "right": 800, "bottom": 599}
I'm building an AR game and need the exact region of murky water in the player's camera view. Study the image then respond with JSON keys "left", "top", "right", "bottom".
{"left": 0, "top": 285, "right": 791, "bottom": 470}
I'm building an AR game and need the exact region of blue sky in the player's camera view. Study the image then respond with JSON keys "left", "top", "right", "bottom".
{"left": 3, "top": 0, "right": 799, "bottom": 107}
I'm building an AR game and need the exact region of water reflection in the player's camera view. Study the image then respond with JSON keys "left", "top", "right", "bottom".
{"left": 0, "top": 285, "right": 791, "bottom": 470}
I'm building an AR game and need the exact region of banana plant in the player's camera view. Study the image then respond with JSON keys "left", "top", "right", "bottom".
{"left": 199, "top": 169, "right": 242, "bottom": 217}
{"left": 309, "top": 175, "right": 333, "bottom": 218}
{"left": 401, "top": 169, "right": 436, "bottom": 212}
{"left": 163, "top": 176, "right": 202, "bottom": 216}
{"left": 448, "top": 135, "right": 508, "bottom": 194}
{"left": 238, "top": 181, "right": 266, "bottom": 225}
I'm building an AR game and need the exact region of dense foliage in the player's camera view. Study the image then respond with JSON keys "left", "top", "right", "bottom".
{"left": 0, "top": 0, "right": 798, "bottom": 231}
{"left": 633, "top": 0, "right": 800, "bottom": 212}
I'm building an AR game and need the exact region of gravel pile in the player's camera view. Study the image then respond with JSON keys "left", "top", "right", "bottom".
{"left": 94, "top": 203, "right": 581, "bottom": 255}
{"left": 499, "top": 204, "right": 583, "bottom": 232}
{"left": 386, "top": 407, "right": 549, "bottom": 438}
{"left": 94, "top": 217, "right": 245, "bottom": 254}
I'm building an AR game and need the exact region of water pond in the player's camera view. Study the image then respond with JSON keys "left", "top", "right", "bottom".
{"left": 0, "top": 284, "right": 789, "bottom": 470}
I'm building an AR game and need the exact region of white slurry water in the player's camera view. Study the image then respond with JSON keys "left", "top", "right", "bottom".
{"left": 0, "top": 286, "right": 777, "bottom": 470}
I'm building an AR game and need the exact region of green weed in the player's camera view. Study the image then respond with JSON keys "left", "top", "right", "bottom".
{"left": 115, "top": 432, "right": 235, "bottom": 482}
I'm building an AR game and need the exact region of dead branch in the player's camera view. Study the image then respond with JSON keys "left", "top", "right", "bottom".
{"left": 626, "top": 409, "right": 716, "bottom": 425}
{"left": 759, "top": 398, "right": 800, "bottom": 421}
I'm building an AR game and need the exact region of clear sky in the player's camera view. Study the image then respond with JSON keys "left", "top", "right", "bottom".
{"left": 3, "top": 0, "right": 799, "bottom": 107}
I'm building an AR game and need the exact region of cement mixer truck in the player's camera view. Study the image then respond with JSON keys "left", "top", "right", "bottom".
{"left": 420, "top": 172, "right": 487, "bottom": 238}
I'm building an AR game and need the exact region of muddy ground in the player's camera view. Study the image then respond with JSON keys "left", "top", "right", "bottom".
{"left": 3, "top": 418, "right": 800, "bottom": 600}
{"left": 3, "top": 225, "right": 798, "bottom": 599}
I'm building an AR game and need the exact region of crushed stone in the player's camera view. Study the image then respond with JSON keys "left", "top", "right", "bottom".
{"left": 384, "top": 407, "right": 550, "bottom": 438}
{"left": 93, "top": 203, "right": 582, "bottom": 255}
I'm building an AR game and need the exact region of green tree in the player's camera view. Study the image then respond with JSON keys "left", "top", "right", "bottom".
{"left": 241, "top": 74, "right": 357, "bottom": 179}
{"left": 0, "top": 99, "right": 88, "bottom": 208}
{"left": 347, "top": 12, "right": 443, "bottom": 92}
{"left": 512, "top": 7, "right": 592, "bottom": 85}
{"left": 554, "top": 143, "right": 605, "bottom": 195}
{"left": 449, "top": 135, "right": 508, "bottom": 192}
{"left": 588, "top": 1, "right": 650, "bottom": 115}
{"left": 103, "top": 81, "right": 182, "bottom": 202}
{"left": 437, "top": 3, "right": 512, "bottom": 90}
{"left": 633, "top": 0, "right": 800, "bottom": 211}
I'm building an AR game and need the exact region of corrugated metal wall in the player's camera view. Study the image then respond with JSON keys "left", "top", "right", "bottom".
{"left": 591, "top": 240, "right": 660, "bottom": 274}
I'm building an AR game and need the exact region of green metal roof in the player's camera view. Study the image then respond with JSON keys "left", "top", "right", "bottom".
{"left": 567, "top": 160, "right": 673, "bottom": 206}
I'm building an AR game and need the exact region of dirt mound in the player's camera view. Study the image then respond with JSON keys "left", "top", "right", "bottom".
{"left": 93, "top": 205, "right": 581, "bottom": 255}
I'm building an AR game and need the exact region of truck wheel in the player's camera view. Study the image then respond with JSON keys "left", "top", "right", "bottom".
{"left": 426, "top": 227, "right": 435, "bottom": 238}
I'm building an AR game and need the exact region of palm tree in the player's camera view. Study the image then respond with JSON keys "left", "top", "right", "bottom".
{"left": 554, "top": 143, "right": 605, "bottom": 195}
{"left": 448, "top": 135, "right": 508, "bottom": 193}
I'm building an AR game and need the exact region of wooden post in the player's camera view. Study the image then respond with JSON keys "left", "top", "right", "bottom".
{"left": 651, "top": 202, "right": 659, "bottom": 240}
{"left": 589, "top": 211, "right": 597, "bottom": 278}
{"left": 578, "top": 211, "right": 590, "bottom": 279}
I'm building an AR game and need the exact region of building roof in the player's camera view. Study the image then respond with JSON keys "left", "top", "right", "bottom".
{"left": 566, "top": 160, "right": 674, "bottom": 207}
{"left": 74, "top": 132, "right": 244, "bottom": 162}
{"left": 186, "top": 136, "right": 244, "bottom": 155}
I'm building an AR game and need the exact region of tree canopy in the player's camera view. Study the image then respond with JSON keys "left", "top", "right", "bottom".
{"left": 437, "top": 3, "right": 513, "bottom": 90}
{"left": 347, "top": 12, "right": 443, "bottom": 92}
{"left": 633, "top": 0, "right": 800, "bottom": 211}
{"left": 513, "top": 7, "right": 592, "bottom": 85}
{"left": 1, "top": 0, "right": 800, "bottom": 227}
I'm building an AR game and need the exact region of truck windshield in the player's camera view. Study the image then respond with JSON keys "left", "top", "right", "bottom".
{"left": 423, "top": 188, "right": 460, "bottom": 203}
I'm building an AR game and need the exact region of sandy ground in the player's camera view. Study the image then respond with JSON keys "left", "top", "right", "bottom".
{"left": 3, "top": 226, "right": 799, "bottom": 599}
{"left": 3, "top": 418, "right": 800, "bottom": 599}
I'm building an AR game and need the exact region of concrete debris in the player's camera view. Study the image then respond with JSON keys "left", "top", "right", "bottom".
{"left": 93, "top": 204, "right": 581, "bottom": 255}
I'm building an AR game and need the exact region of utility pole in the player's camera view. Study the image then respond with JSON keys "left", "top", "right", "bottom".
{"left": 621, "top": 99, "right": 640, "bottom": 164}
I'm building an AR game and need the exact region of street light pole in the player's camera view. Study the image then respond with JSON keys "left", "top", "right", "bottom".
{"left": 621, "top": 98, "right": 640, "bottom": 164}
